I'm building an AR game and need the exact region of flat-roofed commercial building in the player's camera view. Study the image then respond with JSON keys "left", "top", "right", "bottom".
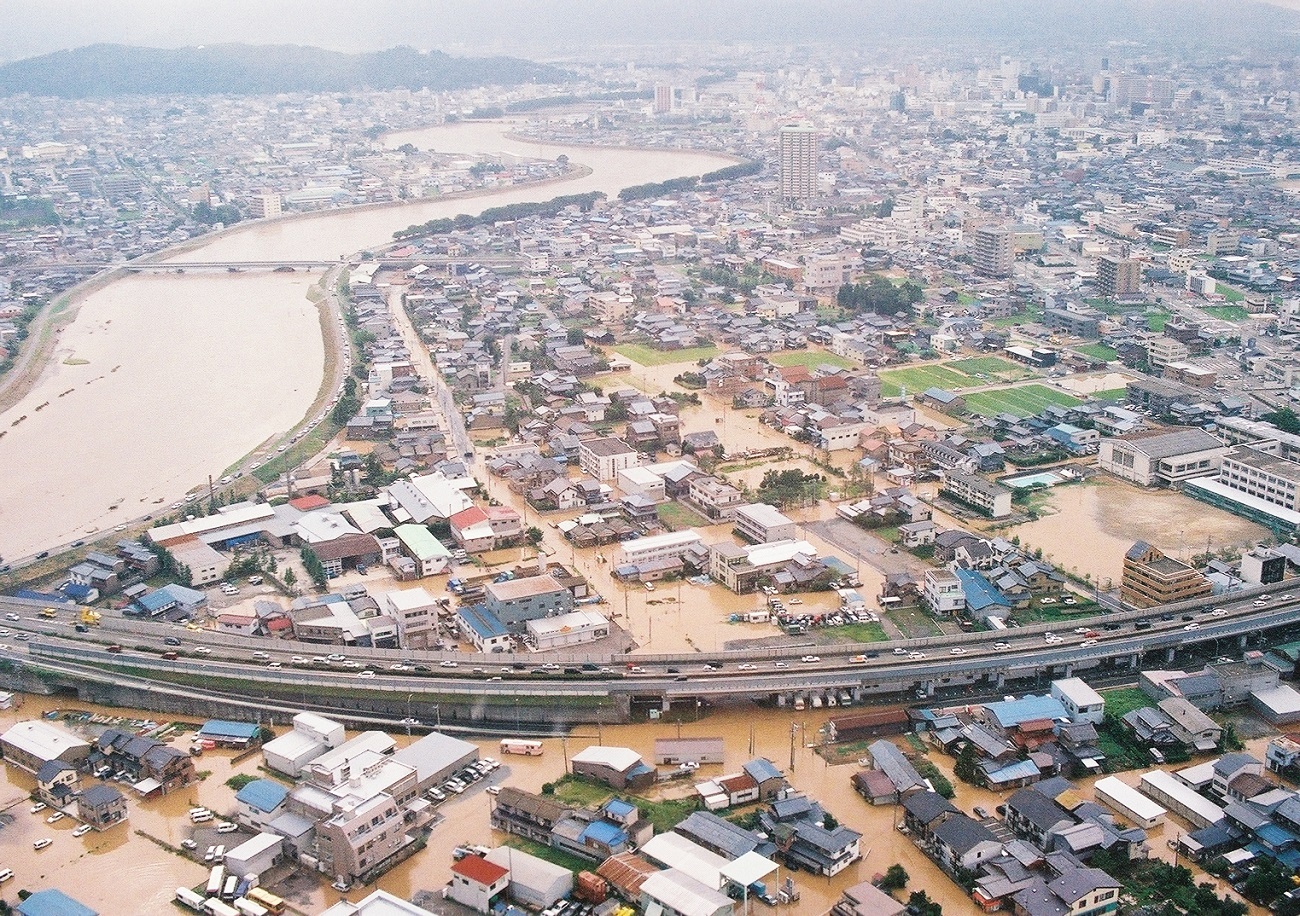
{"left": 617, "top": 530, "right": 703, "bottom": 567}
{"left": 484, "top": 576, "right": 575, "bottom": 627}
{"left": 526, "top": 610, "right": 610, "bottom": 650}
{"left": 1121, "top": 540, "right": 1212, "bottom": 608}
{"left": 579, "top": 436, "right": 640, "bottom": 481}
{"left": 1217, "top": 446, "right": 1300, "bottom": 512}
{"left": 734, "top": 503, "right": 797, "bottom": 544}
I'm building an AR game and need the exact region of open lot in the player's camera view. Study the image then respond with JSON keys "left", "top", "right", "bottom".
{"left": 880, "top": 356, "right": 1031, "bottom": 397}
{"left": 612, "top": 343, "right": 719, "bottom": 366}
{"left": 769, "top": 350, "right": 856, "bottom": 370}
{"left": 961, "top": 383, "right": 1082, "bottom": 417}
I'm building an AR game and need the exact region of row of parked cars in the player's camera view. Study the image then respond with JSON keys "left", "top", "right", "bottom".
{"left": 430, "top": 757, "right": 500, "bottom": 803}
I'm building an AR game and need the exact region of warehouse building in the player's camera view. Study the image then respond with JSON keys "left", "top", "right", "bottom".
{"left": 485, "top": 846, "right": 573, "bottom": 910}
{"left": 0, "top": 720, "right": 91, "bottom": 775}
{"left": 1139, "top": 769, "right": 1225, "bottom": 830}
{"left": 1094, "top": 775, "right": 1167, "bottom": 829}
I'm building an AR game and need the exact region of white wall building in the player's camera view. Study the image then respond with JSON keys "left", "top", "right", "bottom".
{"left": 1051, "top": 678, "right": 1106, "bottom": 725}
{"left": 526, "top": 610, "right": 610, "bottom": 651}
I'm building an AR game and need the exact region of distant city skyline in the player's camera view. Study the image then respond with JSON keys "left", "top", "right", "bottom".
{"left": 2, "top": 0, "right": 1298, "bottom": 62}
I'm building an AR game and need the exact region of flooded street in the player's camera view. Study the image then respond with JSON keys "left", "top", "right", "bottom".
{"left": 0, "top": 690, "right": 1274, "bottom": 916}
{"left": 0, "top": 695, "right": 986, "bottom": 915}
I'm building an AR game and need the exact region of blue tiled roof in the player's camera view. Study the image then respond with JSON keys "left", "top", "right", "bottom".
{"left": 983, "top": 758, "right": 1041, "bottom": 785}
{"left": 457, "top": 604, "right": 508, "bottom": 639}
{"left": 955, "top": 568, "right": 1012, "bottom": 611}
{"left": 17, "top": 889, "right": 98, "bottom": 916}
{"left": 198, "top": 720, "right": 261, "bottom": 740}
{"left": 236, "top": 778, "right": 289, "bottom": 813}
{"left": 985, "top": 695, "right": 1069, "bottom": 729}
{"left": 579, "top": 820, "right": 627, "bottom": 847}
{"left": 136, "top": 590, "right": 177, "bottom": 612}
{"left": 604, "top": 799, "right": 636, "bottom": 818}
{"left": 743, "top": 758, "right": 783, "bottom": 783}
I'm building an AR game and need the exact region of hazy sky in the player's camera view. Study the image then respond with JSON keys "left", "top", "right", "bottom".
{"left": 2, "top": 0, "right": 1298, "bottom": 62}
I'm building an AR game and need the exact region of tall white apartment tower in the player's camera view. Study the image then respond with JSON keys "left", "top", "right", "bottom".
{"left": 779, "top": 125, "right": 819, "bottom": 201}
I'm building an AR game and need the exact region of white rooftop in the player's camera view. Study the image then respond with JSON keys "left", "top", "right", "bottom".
{"left": 745, "top": 539, "right": 817, "bottom": 568}
{"left": 641, "top": 868, "right": 734, "bottom": 916}
{"left": 1140, "top": 769, "right": 1225, "bottom": 825}
{"left": 571, "top": 745, "right": 644, "bottom": 772}
{"left": 641, "top": 833, "right": 727, "bottom": 890}
{"left": 1094, "top": 776, "right": 1167, "bottom": 822}
{"left": 384, "top": 587, "right": 437, "bottom": 612}
{"left": 149, "top": 501, "right": 275, "bottom": 542}
{"left": 526, "top": 610, "right": 608, "bottom": 637}
{"left": 0, "top": 720, "right": 90, "bottom": 762}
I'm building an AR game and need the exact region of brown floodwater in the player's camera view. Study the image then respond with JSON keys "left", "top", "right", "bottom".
{"left": 0, "top": 680, "right": 1278, "bottom": 916}
{"left": 1009, "top": 478, "right": 1270, "bottom": 588}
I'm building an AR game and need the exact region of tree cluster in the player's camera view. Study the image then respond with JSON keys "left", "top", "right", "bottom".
{"left": 755, "top": 469, "right": 824, "bottom": 508}
{"left": 700, "top": 160, "right": 763, "bottom": 183}
{"left": 394, "top": 191, "right": 604, "bottom": 240}
{"left": 836, "top": 275, "right": 924, "bottom": 316}
{"left": 618, "top": 176, "right": 700, "bottom": 202}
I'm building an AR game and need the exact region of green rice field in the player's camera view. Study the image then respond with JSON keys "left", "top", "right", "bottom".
{"left": 961, "top": 384, "right": 1082, "bottom": 417}
{"left": 879, "top": 355, "right": 1028, "bottom": 397}
{"left": 613, "top": 343, "right": 719, "bottom": 366}
{"left": 769, "top": 350, "right": 856, "bottom": 370}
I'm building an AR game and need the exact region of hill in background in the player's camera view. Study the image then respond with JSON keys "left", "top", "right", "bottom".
{"left": 0, "top": 43, "right": 567, "bottom": 97}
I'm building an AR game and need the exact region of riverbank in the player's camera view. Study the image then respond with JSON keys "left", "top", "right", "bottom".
{"left": 0, "top": 124, "right": 732, "bottom": 561}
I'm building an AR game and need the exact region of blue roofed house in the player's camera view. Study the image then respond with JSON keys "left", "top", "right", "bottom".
{"left": 578, "top": 819, "right": 630, "bottom": 858}
{"left": 236, "top": 778, "right": 290, "bottom": 831}
{"left": 456, "top": 604, "right": 513, "bottom": 652}
{"left": 954, "top": 568, "right": 1013, "bottom": 621}
{"left": 16, "top": 889, "right": 98, "bottom": 916}
{"left": 197, "top": 720, "right": 262, "bottom": 749}
{"left": 980, "top": 696, "right": 1070, "bottom": 737}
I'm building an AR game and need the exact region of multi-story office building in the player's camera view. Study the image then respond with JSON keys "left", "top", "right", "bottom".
{"left": 1121, "top": 541, "right": 1212, "bottom": 608}
{"left": 579, "top": 436, "right": 640, "bottom": 481}
{"left": 973, "top": 226, "right": 1014, "bottom": 278}
{"left": 1217, "top": 446, "right": 1300, "bottom": 512}
{"left": 483, "top": 576, "right": 575, "bottom": 628}
{"left": 733, "top": 503, "right": 797, "bottom": 544}
{"left": 779, "top": 125, "right": 819, "bottom": 201}
{"left": 1097, "top": 254, "right": 1141, "bottom": 297}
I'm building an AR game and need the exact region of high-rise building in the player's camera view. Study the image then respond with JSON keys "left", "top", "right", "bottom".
{"left": 654, "top": 85, "right": 674, "bottom": 114}
{"left": 779, "top": 125, "right": 819, "bottom": 201}
{"left": 1097, "top": 254, "right": 1141, "bottom": 297}
{"left": 973, "top": 226, "right": 1014, "bottom": 278}
{"left": 249, "top": 193, "right": 282, "bottom": 220}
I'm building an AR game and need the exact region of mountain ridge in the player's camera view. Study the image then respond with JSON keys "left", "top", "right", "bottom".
{"left": 0, "top": 43, "right": 568, "bottom": 98}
